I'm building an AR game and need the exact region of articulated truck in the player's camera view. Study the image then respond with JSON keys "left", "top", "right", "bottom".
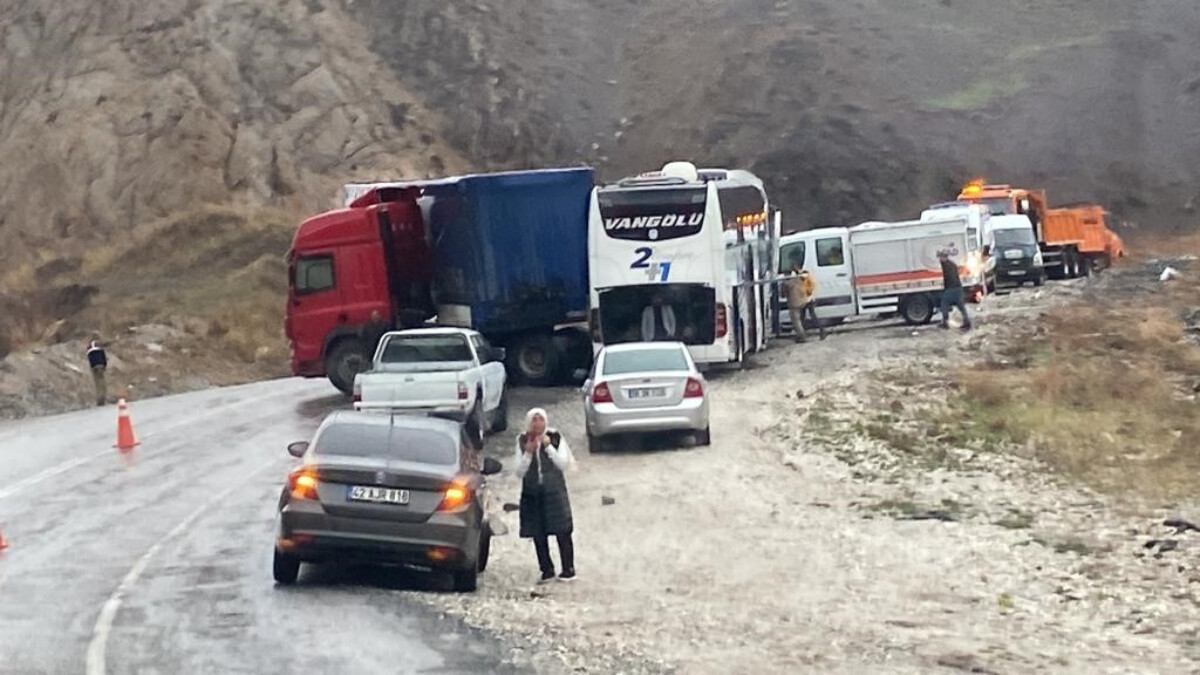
{"left": 286, "top": 168, "right": 595, "bottom": 394}
{"left": 958, "top": 180, "right": 1124, "bottom": 279}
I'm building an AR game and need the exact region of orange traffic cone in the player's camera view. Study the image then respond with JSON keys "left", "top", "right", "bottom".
{"left": 114, "top": 397, "right": 140, "bottom": 452}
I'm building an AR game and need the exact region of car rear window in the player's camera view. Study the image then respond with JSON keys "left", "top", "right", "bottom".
{"left": 315, "top": 423, "right": 458, "bottom": 465}
{"left": 602, "top": 348, "right": 690, "bottom": 375}
{"left": 380, "top": 335, "right": 473, "bottom": 363}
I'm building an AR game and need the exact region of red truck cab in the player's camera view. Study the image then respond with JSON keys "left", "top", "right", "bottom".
{"left": 286, "top": 189, "right": 432, "bottom": 393}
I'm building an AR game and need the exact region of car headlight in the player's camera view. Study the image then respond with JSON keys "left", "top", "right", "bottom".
{"left": 1033, "top": 252, "right": 1044, "bottom": 265}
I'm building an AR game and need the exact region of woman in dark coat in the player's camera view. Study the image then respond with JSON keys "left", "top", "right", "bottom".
{"left": 515, "top": 407, "right": 576, "bottom": 582}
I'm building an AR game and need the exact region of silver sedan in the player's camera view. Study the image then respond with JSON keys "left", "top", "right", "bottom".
{"left": 581, "top": 342, "right": 711, "bottom": 452}
{"left": 274, "top": 412, "right": 501, "bottom": 592}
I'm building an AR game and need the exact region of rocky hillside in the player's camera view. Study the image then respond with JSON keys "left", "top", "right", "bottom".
{"left": 0, "top": 0, "right": 1198, "bottom": 414}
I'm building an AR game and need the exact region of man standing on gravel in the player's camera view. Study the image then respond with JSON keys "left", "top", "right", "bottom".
{"left": 938, "top": 250, "right": 972, "bottom": 331}
{"left": 86, "top": 333, "right": 108, "bottom": 407}
{"left": 784, "top": 263, "right": 824, "bottom": 342}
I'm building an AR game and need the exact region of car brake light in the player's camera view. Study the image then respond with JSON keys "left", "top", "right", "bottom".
{"left": 287, "top": 469, "right": 319, "bottom": 500}
{"left": 715, "top": 303, "right": 728, "bottom": 338}
{"left": 684, "top": 377, "right": 704, "bottom": 398}
{"left": 592, "top": 382, "right": 613, "bottom": 404}
{"left": 437, "top": 481, "right": 471, "bottom": 512}
{"left": 457, "top": 382, "right": 468, "bottom": 400}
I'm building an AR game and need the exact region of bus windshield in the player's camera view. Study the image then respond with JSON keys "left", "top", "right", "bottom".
{"left": 597, "top": 187, "right": 708, "bottom": 242}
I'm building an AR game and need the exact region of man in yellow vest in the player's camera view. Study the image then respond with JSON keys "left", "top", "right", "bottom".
{"left": 784, "top": 264, "right": 824, "bottom": 342}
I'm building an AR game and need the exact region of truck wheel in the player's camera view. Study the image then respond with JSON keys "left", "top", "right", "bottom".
{"left": 1065, "top": 250, "right": 1080, "bottom": 279}
{"left": 1079, "top": 255, "right": 1092, "bottom": 278}
{"left": 900, "top": 294, "right": 934, "bottom": 325}
{"left": 326, "top": 338, "right": 367, "bottom": 396}
{"left": 510, "top": 334, "right": 561, "bottom": 386}
{"left": 491, "top": 386, "right": 509, "bottom": 432}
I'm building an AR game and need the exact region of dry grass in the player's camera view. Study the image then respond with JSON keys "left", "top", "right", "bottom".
{"left": 953, "top": 299, "right": 1200, "bottom": 499}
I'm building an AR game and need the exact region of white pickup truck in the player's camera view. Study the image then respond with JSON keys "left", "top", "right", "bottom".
{"left": 353, "top": 328, "right": 509, "bottom": 446}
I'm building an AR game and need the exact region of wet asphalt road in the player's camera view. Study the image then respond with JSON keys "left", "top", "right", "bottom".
{"left": 0, "top": 378, "right": 526, "bottom": 675}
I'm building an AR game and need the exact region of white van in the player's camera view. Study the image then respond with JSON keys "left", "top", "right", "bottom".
{"left": 988, "top": 214, "right": 1046, "bottom": 287}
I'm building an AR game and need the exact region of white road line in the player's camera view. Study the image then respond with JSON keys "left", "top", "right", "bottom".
{"left": 84, "top": 459, "right": 278, "bottom": 675}
{"left": 0, "top": 451, "right": 111, "bottom": 502}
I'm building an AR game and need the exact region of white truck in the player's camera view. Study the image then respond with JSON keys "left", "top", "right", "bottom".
{"left": 353, "top": 328, "right": 509, "bottom": 446}
{"left": 779, "top": 216, "right": 980, "bottom": 327}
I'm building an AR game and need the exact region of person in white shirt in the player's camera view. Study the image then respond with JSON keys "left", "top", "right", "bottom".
{"left": 514, "top": 408, "right": 576, "bottom": 582}
{"left": 640, "top": 292, "right": 677, "bottom": 341}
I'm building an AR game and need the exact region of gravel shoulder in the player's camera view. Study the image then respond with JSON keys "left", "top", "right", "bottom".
{"left": 413, "top": 275, "right": 1200, "bottom": 675}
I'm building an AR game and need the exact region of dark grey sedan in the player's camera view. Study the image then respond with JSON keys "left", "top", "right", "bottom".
{"left": 273, "top": 411, "right": 501, "bottom": 592}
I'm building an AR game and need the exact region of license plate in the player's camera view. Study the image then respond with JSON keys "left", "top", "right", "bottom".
{"left": 628, "top": 387, "right": 667, "bottom": 399}
{"left": 1006, "top": 270, "right": 1027, "bottom": 276}
{"left": 348, "top": 485, "right": 410, "bottom": 505}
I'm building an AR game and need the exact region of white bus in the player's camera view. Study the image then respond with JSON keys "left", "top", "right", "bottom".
{"left": 587, "top": 162, "right": 779, "bottom": 366}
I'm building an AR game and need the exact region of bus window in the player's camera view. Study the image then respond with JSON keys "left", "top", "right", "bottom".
{"left": 816, "top": 238, "right": 844, "bottom": 267}
{"left": 597, "top": 187, "right": 707, "bottom": 242}
{"left": 718, "top": 185, "right": 766, "bottom": 230}
{"left": 780, "top": 241, "right": 806, "bottom": 270}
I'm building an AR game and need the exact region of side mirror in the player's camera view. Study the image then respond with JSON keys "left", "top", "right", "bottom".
{"left": 287, "top": 441, "right": 310, "bottom": 458}
{"left": 492, "top": 347, "right": 507, "bottom": 363}
{"left": 482, "top": 457, "right": 503, "bottom": 476}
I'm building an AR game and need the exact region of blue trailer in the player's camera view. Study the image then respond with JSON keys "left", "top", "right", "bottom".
{"left": 419, "top": 168, "right": 595, "bottom": 384}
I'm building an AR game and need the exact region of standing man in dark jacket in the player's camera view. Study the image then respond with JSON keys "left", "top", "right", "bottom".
{"left": 938, "top": 250, "right": 972, "bottom": 331}
{"left": 86, "top": 334, "right": 108, "bottom": 406}
{"left": 515, "top": 407, "right": 576, "bottom": 582}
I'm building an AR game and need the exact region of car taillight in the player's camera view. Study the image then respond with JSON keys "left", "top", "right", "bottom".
{"left": 592, "top": 382, "right": 613, "bottom": 404}
{"left": 715, "top": 303, "right": 728, "bottom": 338}
{"left": 287, "top": 469, "right": 319, "bottom": 500}
{"left": 457, "top": 382, "right": 468, "bottom": 400}
{"left": 437, "top": 479, "right": 472, "bottom": 512}
{"left": 684, "top": 377, "right": 704, "bottom": 398}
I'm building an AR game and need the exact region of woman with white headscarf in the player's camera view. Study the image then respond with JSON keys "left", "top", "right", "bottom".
{"left": 515, "top": 407, "right": 576, "bottom": 582}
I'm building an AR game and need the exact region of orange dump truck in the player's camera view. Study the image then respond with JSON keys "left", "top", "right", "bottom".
{"left": 958, "top": 181, "right": 1124, "bottom": 279}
